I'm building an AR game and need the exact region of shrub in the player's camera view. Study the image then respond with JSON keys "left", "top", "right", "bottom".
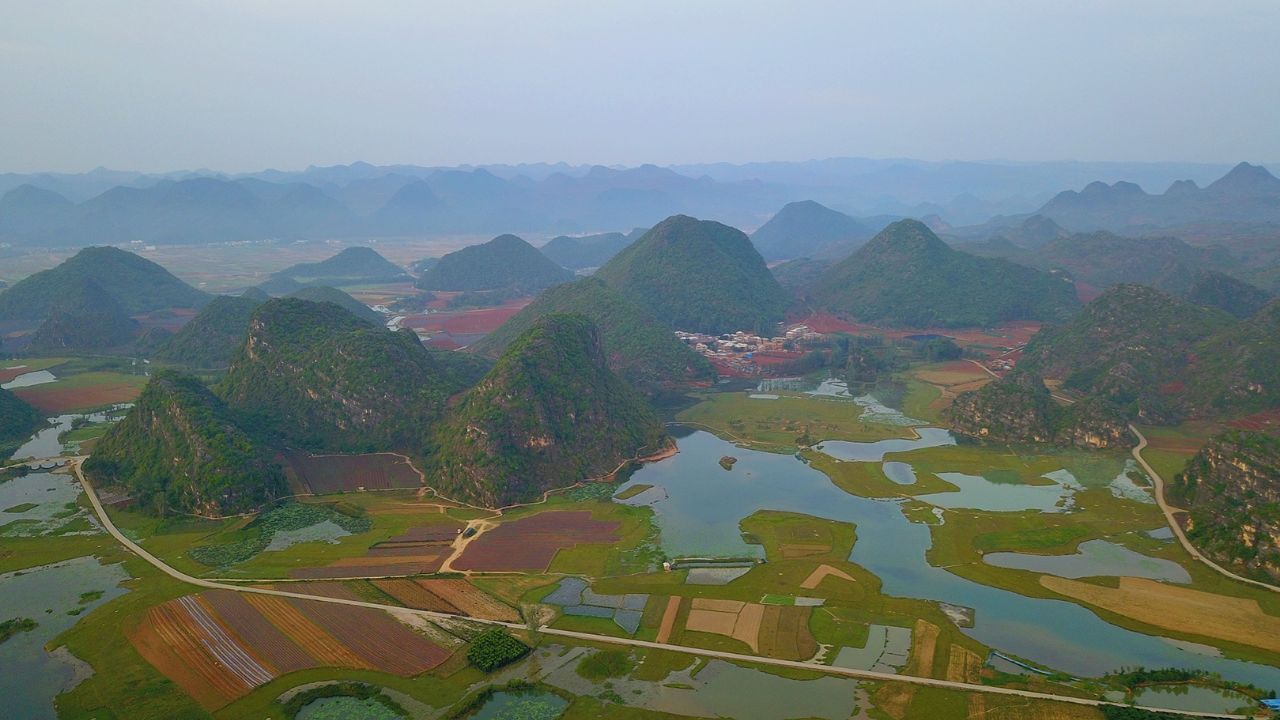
{"left": 467, "top": 629, "right": 530, "bottom": 672}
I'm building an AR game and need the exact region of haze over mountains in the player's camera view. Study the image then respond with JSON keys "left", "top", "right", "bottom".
{"left": 1, "top": 159, "right": 1271, "bottom": 247}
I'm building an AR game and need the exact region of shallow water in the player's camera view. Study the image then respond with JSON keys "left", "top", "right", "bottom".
{"left": 984, "top": 539, "right": 1191, "bottom": 583}
{"left": 618, "top": 430, "right": 1280, "bottom": 687}
{"left": 264, "top": 520, "right": 352, "bottom": 551}
{"left": 12, "top": 406, "right": 127, "bottom": 461}
{"left": 882, "top": 462, "right": 917, "bottom": 485}
{"left": 1, "top": 369, "right": 56, "bottom": 389}
{"left": 1133, "top": 684, "right": 1255, "bottom": 714}
{"left": 815, "top": 427, "right": 955, "bottom": 462}
{"left": 0, "top": 471, "right": 97, "bottom": 537}
{"left": 467, "top": 688, "right": 568, "bottom": 719}
{"left": 917, "top": 471, "right": 1078, "bottom": 512}
{"left": 0, "top": 557, "right": 130, "bottom": 720}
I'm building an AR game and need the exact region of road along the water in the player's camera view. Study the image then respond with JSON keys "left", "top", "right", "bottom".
{"left": 71, "top": 458, "right": 1248, "bottom": 719}
{"left": 1129, "top": 424, "right": 1280, "bottom": 595}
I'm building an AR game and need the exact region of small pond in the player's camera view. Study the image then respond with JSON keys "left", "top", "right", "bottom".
{"left": 0, "top": 471, "right": 98, "bottom": 537}
{"left": 12, "top": 406, "right": 128, "bottom": 461}
{"left": 0, "top": 556, "right": 130, "bottom": 720}
{"left": 466, "top": 688, "right": 567, "bottom": 720}
{"left": 1133, "top": 684, "right": 1256, "bottom": 714}
{"left": 296, "top": 695, "right": 406, "bottom": 720}
{"left": 983, "top": 539, "right": 1191, "bottom": 582}
{"left": 882, "top": 462, "right": 917, "bottom": 485}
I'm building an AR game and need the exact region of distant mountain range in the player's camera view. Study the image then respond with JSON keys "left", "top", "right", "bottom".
{"left": 1, "top": 158, "right": 1266, "bottom": 247}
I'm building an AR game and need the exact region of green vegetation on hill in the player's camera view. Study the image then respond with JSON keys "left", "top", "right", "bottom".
{"left": 947, "top": 369, "right": 1129, "bottom": 449}
{"left": 429, "top": 314, "right": 668, "bottom": 506}
{"left": 769, "top": 257, "right": 831, "bottom": 296}
{"left": 1020, "top": 284, "right": 1234, "bottom": 422}
{"left": 271, "top": 246, "right": 408, "bottom": 285}
{"left": 0, "top": 246, "right": 208, "bottom": 331}
{"left": 540, "top": 232, "right": 632, "bottom": 269}
{"left": 810, "top": 219, "right": 1079, "bottom": 327}
{"left": 218, "top": 298, "right": 488, "bottom": 452}
{"left": 84, "top": 370, "right": 285, "bottom": 516}
{"left": 0, "top": 388, "right": 44, "bottom": 460}
{"left": 152, "top": 295, "right": 263, "bottom": 368}
{"left": 1185, "top": 298, "right": 1280, "bottom": 416}
{"left": 1183, "top": 270, "right": 1271, "bottom": 319}
{"left": 469, "top": 278, "right": 714, "bottom": 392}
{"left": 27, "top": 278, "right": 138, "bottom": 352}
{"left": 750, "top": 200, "right": 867, "bottom": 261}
{"left": 286, "top": 285, "right": 383, "bottom": 325}
{"left": 1170, "top": 430, "right": 1280, "bottom": 583}
{"left": 416, "top": 234, "right": 573, "bottom": 291}
{"left": 594, "top": 214, "right": 788, "bottom": 334}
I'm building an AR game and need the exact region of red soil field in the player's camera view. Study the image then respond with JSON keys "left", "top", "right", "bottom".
{"left": 286, "top": 451, "right": 422, "bottom": 494}
{"left": 291, "top": 596, "right": 450, "bottom": 674}
{"left": 289, "top": 550, "right": 446, "bottom": 578}
{"left": 1230, "top": 409, "right": 1280, "bottom": 434}
{"left": 399, "top": 300, "right": 529, "bottom": 335}
{"left": 454, "top": 510, "right": 620, "bottom": 572}
{"left": 266, "top": 581, "right": 363, "bottom": 602}
{"left": 15, "top": 382, "right": 144, "bottom": 414}
{"left": 372, "top": 579, "right": 461, "bottom": 614}
{"left": 131, "top": 589, "right": 452, "bottom": 708}
{"left": 0, "top": 364, "right": 54, "bottom": 384}
{"left": 418, "top": 579, "right": 521, "bottom": 622}
{"left": 387, "top": 526, "right": 464, "bottom": 543}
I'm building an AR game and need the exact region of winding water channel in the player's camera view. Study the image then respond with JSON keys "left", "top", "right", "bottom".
{"left": 616, "top": 428, "right": 1280, "bottom": 689}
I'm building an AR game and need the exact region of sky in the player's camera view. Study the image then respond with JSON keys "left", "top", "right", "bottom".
{"left": 2, "top": 1, "right": 1278, "bottom": 174}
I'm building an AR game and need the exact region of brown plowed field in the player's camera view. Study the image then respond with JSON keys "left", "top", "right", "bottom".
{"left": 420, "top": 579, "right": 521, "bottom": 622}
{"left": 240, "top": 594, "right": 372, "bottom": 668}
{"left": 201, "top": 591, "right": 316, "bottom": 674}
{"left": 15, "top": 381, "right": 144, "bottom": 414}
{"left": 372, "top": 579, "right": 461, "bottom": 614}
{"left": 292, "top": 597, "right": 450, "bottom": 674}
{"left": 757, "top": 605, "right": 816, "bottom": 661}
{"left": 286, "top": 451, "right": 423, "bottom": 494}
{"left": 268, "top": 581, "right": 364, "bottom": 601}
{"left": 454, "top": 511, "right": 621, "bottom": 572}
{"left": 129, "top": 603, "right": 247, "bottom": 710}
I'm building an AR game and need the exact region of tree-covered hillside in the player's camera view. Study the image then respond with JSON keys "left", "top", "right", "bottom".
{"left": 750, "top": 200, "right": 868, "bottom": 261}
{"left": 1183, "top": 270, "right": 1271, "bottom": 319}
{"left": 1020, "top": 284, "right": 1234, "bottom": 422}
{"left": 539, "top": 232, "right": 632, "bottom": 269}
{"left": 428, "top": 314, "right": 668, "bottom": 506}
{"left": 0, "top": 388, "right": 43, "bottom": 461}
{"left": 469, "top": 278, "right": 714, "bottom": 391}
{"left": 1169, "top": 430, "right": 1280, "bottom": 583}
{"left": 947, "top": 369, "right": 1129, "bottom": 449}
{"left": 27, "top": 278, "right": 139, "bottom": 352}
{"left": 84, "top": 371, "right": 286, "bottom": 516}
{"left": 152, "top": 295, "right": 264, "bottom": 368}
{"left": 810, "top": 219, "right": 1079, "bottom": 327}
{"left": 594, "top": 214, "right": 788, "bottom": 334}
{"left": 0, "top": 246, "right": 208, "bottom": 331}
{"left": 272, "top": 246, "right": 408, "bottom": 285}
{"left": 286, "top": 285, "right": 383, "bottom": 325}
{"left": 218, "top": 298, "right": 488, "bottom": 452}
{"left": 417, "top": 234, "right": 573, "bottom": 291}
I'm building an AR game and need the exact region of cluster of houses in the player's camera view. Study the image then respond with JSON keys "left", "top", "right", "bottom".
{"left": 674, "top": 325, "right": 828, "bottom": 376}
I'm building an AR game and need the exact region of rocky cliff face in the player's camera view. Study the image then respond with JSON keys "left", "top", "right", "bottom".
{"left": 85, "top": 371, "right": 285, "bottom": 516}
{"left": 1171, "top": 430, "right": 1280, "bottom": 582}
{"left": 948, "top": 369, "right": 1129, "bottom": 449}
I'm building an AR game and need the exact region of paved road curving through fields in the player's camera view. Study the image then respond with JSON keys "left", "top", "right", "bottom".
{"left": 1130, "top": 424, "right": 1280, "bottom": 595}
{"left": 71, "top": 457, "right": 1249, "bottom": 719}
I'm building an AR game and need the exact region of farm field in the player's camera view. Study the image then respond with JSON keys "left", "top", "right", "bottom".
{"left": 676, "top": 390, "right": 911, "bottom": 451}
{"left": 127, "top": 590, "right": 451, "bottom": 710}
{"left": 455, "top": 510, "right": 621, "bottom": 572}
{"left": 285, "top": 451, "right": 423, "bottom": 494}
{"left": 12, "top": 369, "right": 147, "bottom": 414}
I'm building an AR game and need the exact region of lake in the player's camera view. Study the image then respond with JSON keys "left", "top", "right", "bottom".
{"left": 617, "top": 429, "right": 1280, "bottom": 688}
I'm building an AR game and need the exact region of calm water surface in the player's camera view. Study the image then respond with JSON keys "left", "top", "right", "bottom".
{"left": 618, "top": 430, "right": 1280, "bottom": 687}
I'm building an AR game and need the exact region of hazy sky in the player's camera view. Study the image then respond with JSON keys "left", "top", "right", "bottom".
{"left": 2, "top": 1, "right": 1278, "bottom": 173}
